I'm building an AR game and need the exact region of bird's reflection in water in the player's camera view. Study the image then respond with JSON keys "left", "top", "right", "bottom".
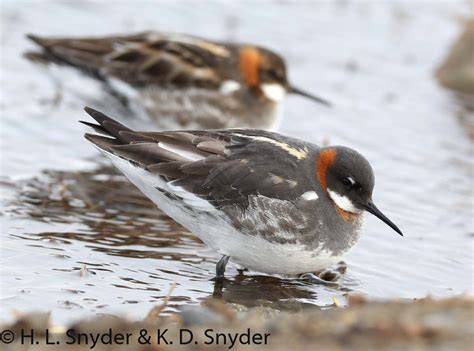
{"left": 8, "top": 162, "right": 357, "bottom": 313}
{"left": 210, "top": 262, "right": 352, "bottom": 311}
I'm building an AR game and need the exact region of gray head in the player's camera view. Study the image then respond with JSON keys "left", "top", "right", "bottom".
{"left": 316, "top": 146, "right": 402, "bottom": 235}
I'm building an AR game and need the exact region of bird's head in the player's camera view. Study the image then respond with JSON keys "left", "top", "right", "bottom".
{"left": 239, "top": 46, "right": 331, "bottom": 106}
{"left": 316, "top": 146, "right": 403, "bottom": 236}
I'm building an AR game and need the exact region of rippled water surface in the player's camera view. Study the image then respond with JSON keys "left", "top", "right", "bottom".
{"left": 1, "top": 0, "right": 473, "bottom": 324}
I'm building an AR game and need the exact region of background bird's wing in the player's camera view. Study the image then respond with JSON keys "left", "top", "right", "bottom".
{"left": 26, "top": 31, "right": 234, "bottom": 89}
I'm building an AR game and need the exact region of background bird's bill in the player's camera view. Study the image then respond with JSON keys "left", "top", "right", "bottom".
{"left": 288, "top": 85, "right": 332, "bottom": 107}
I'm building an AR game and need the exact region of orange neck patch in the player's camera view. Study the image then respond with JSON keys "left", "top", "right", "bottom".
{"left": 316, "top": 148, "right": 337, "bottom": 192}
{"left": 240, "top": 47, "right": 262, "bottom": 87}
{"left": 335, "top": 206, "right": 359, "bottom": 222}
{"left": 317, "top": 148, "right": 359, "bottom": 223}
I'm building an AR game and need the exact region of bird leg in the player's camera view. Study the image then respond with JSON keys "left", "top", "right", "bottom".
{"left": 215, "top": 255, "right": 230, "bottom": 279}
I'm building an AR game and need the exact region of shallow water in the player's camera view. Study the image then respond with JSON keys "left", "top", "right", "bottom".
{"left": 1, "top": 1, "right": 473, "bottom": 325}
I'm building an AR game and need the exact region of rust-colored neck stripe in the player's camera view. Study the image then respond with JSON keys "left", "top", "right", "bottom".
{"left": 335, "top": 206, "right": 359, "bottom": 222}
{"left": 317, "top": 148, "right": 360, "bottom": 223}
{"left": 240, "top": 47, "right": 261, "bottom": 87}
{"left": 316, "top": 148, "right": 337, "bottom": 192}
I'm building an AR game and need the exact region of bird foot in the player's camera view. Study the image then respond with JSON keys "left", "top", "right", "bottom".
{"left": 300, "top": 272, "right": 339, "bottom": 287}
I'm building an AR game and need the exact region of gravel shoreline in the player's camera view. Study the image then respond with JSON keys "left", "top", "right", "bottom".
{"left": 2, "top": 295, "right": 472, "bottom": 350}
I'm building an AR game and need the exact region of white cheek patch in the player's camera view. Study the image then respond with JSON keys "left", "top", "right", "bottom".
{"left": 219, "top": 80, "right": 241, "bottom": 95}
{"left": 327, "top": 189, "right": 361, "bottom": 214}
{"left": 261, "top": 83, "right": 286, "bottom": 102}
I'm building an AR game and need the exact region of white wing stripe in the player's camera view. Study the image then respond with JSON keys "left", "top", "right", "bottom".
{"left": 157, "top": 142, "right": 207, "bottom": 162}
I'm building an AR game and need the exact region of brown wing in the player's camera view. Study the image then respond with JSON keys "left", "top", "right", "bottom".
{"left": 26, "top": 31, "right": 236, "bottom": 89}
{"left": 83, "top": 107, "right": 314, "bottom": 209}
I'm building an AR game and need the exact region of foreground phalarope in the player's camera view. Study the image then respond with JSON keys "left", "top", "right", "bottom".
{"left": 82, "top": 107, "right": 402, "bottom": 279}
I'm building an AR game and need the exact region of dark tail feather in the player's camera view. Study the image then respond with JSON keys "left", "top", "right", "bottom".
{"left": 83, "top": 108, "right": 188, "bottom": 164}
{"left": 25, "top": 34, "right": 61, "bottom": 65}
{"left": 26, "top": 34, "right": 49, "bottom": 47}
{"left": 25, "top": 34, "right": 65, "bottom": 65}
{"left": 79, "top": 120, "right": 108, "bottom": 135}
{"left": 84, "top": 133, "right": 120, "bottom": 152}
{"left": 24, "top": 34, "right": 104, "bottom": 80}
{"left": 83, "top": 107, "right": 133, "bottom": 136}
{"left": 82, "top": 106, "right": 136, "bottom": 146}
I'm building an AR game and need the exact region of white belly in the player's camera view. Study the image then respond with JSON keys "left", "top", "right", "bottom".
{"left": 110, "top": 82, "right": 282, "bottom": 130}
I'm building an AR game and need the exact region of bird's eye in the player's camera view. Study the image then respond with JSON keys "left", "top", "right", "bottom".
{"left": 267, "top": 68, "right": 282, "bottom": 81}
{"left": 267, "top": 69, "right": 277, "bottom": 79}
{"left": 341, "top": 177, "right": 355, "bottom": 187}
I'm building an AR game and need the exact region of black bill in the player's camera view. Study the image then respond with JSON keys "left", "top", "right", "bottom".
{"left": 288, "top": 85, "right": 332, "bottom": 107}
{"left": 364, "top": 200, "right": 403, "bottom": 236}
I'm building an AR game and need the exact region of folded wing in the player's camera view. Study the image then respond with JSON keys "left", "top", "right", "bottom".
{"left": 83, "top": 107, "right": 312, "bottom": 210}
{"left": 26, "top": 32, "right": 234, "bottom": 89}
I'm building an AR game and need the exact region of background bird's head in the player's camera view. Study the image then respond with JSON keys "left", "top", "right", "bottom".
{"left": 239, "top": 46, "right": 331, "bottom": 106}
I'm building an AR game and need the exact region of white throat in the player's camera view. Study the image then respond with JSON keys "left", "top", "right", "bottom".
{"left": 327, "top": 189, "right": 361, "bottom": 214}
{"left": 261, "top": 83, "right": 286, "bottom": 102}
